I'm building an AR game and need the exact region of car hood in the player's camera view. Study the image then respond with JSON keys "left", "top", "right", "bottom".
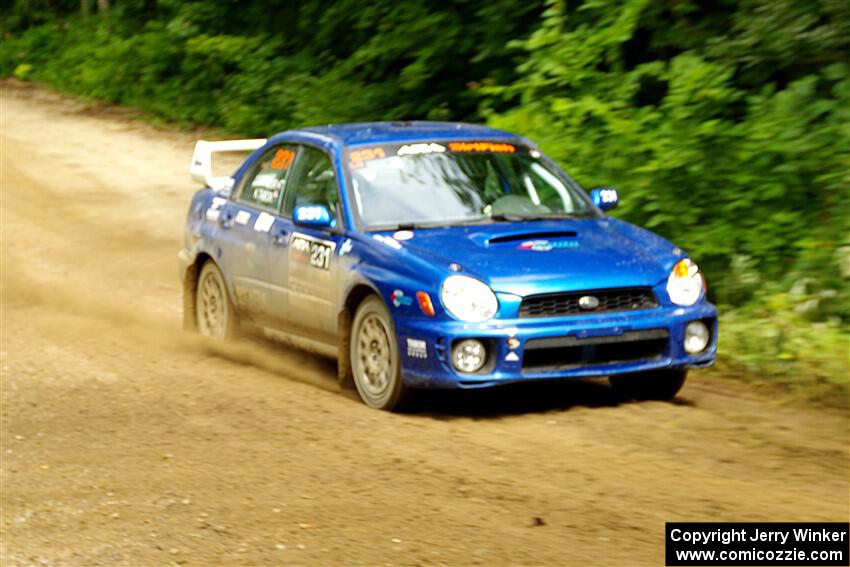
{"left": 375, "top": 218, "right": 681, "bottom": 297}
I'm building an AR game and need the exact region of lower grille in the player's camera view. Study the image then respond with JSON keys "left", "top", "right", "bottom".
{"left": 522, "top": 329, "right": 668, "bottom": 372}
{"left": 519, "top": 287, "right": 658, "bottom": 318}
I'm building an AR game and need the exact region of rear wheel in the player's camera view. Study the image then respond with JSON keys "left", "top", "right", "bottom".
{"left": 195, "top": 261, "right": 239, "bottom": 339}
{"left": 609, "top": 369, "right": 687, "bottom": 400}
{"left": 350, "top": 296, "right": 410, "bottom": 411}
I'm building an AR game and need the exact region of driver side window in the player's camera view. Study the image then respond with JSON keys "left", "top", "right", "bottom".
{"left": 282, "top": 146, "right": 340, "bottom": 222}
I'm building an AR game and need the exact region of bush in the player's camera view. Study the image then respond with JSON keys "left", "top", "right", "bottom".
{"left": 718, "top": 295, "right": 849, "bottom": 406}
{"left": 484, "top": 1, "right": 849, "bottom": 315}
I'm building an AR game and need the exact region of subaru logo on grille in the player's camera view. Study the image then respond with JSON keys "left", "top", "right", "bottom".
{"left": 578, "top": 295, "right": 600, "bottom": 310}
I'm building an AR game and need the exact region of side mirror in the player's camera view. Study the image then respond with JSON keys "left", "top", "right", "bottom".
{"left": 293, "top": 204, "right": 335, "bottom": 230}
{"left": 590, "top": 187, "right": 619, "bottom": 211}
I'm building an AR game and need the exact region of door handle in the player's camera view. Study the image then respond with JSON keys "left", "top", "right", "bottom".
{"left": 220, "top": 211, "right": 235, "bottom": 229}
{"left": 272, "top": 229, "right": 289, "bottom": 246}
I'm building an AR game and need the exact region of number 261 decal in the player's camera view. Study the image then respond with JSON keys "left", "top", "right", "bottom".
{"left": 291, "top": 234, "right": 333, "bottom": 271}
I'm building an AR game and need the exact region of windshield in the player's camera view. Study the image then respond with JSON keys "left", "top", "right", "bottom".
{"left": 346, "top": 141, "right": 598, "bottom": 230}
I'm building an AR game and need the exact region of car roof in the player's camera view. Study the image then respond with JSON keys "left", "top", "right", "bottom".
{"left": 269, "top": 121, "right": 520, "bottom": 148}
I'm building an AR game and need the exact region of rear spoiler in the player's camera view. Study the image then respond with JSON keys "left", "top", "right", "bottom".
{"left": 190, "top": 138, "right": 266, "bottom": 191}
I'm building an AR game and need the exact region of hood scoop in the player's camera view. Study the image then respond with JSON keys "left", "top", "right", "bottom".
{"left": 487, "top": 231, "right": 577, "bottom": 246}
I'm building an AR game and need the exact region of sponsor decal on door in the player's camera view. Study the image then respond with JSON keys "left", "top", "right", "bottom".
{"left": 290, "top": 233, "right": 335, "bottom": 271}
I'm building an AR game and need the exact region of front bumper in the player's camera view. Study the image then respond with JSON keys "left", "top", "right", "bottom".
{"left": 395, "top": 302, "right": 717, "bottom": 389}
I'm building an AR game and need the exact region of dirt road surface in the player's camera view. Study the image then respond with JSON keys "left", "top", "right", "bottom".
{"left": 1, "top": 81, "right": 848, "bottom": 566}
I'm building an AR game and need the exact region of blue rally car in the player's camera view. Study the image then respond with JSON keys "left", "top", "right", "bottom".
{"left": 179, "top": 122, "right": 717, "bottom": 410}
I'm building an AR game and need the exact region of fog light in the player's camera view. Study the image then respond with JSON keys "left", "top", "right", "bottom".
{"left": 684, "top": 321, "right": 710, "bottom": 354}
{"left": 452, "top": 339, "right": 487, "bottom": 373}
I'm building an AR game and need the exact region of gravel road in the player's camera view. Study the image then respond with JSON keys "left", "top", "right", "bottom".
{"left": 1, "top": 81, "right": 847, "bottom": 566}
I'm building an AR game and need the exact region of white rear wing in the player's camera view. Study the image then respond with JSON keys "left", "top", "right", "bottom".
{"left": 190, "top": 138, "right": 267, "bottom": 191}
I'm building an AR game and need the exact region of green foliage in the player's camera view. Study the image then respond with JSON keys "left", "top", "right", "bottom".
{"left": 718, "top": 290, "right": 849, "bottom": 406}
{"left": 1, "top": 0, "right": 544, "bottom": 129}
{"left": 485, "top": 0, "right": 850, "bottom": 309}
{"left": 12, "top": 62, "right": 31, "bottom": 79}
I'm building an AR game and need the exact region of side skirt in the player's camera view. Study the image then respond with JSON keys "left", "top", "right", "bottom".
{"left": 258, "top": 326, "right": 339, "bottom": 360}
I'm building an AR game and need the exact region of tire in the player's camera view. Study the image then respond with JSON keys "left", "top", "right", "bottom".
{"left": 350, "top": 296, "right": 410, "bottom": 410}
{"left": 195, "top": 261, "right": 239, "bottom": 340}
{"left": 609, "top": 369, "right": 687, "bottom": 401}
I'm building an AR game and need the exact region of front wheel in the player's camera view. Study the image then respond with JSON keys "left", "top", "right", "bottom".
{"left": 609, "top": 369, "right": 687, "bottom": 401}
{"left": 350, "top": 296, "right": 410, "bottom": 411}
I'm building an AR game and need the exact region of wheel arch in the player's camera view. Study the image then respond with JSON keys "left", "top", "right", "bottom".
{"left": 344, "top": 283, "right": 381, "bottom": 315}
{"left": 337, "top": 282, "right": 383, "bottom": 388}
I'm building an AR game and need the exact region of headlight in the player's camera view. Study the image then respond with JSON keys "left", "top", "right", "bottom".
{"left": 666, "top": 258, "right": 705, "bottom": 306}
{"left": 441, "top": 275, "right": 498, "bottom": 322}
